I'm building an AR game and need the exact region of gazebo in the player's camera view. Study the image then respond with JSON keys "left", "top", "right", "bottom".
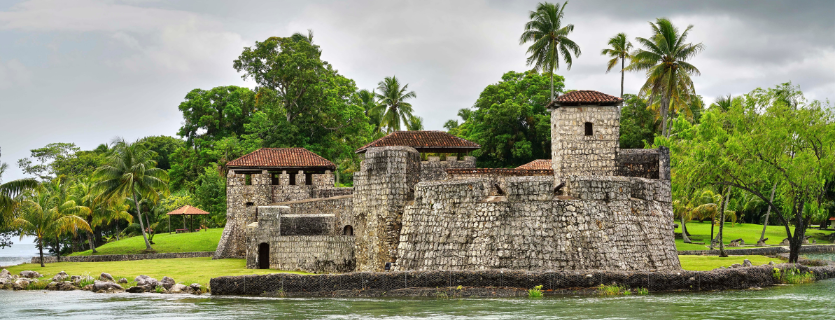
{"left": 166, "top": 205, "right": 209, "bottom": 233}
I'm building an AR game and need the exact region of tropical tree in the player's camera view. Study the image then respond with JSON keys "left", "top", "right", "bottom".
{"left": 601, "top": 33, "right": 632, "bottom": 98}
{"left": 0, "top": 149, "right": 39, "bottom": 249}
{"left": 71, "top": 177, "right": 102, "bottom": 253}
{"left": 354, "top": 89, "right": 382, "bottom": 133}
{"left": 14, "top": 180, "right": 91, "bottom": 267}
{"left": 373, "top": 76, "right": 417, "bottom": 132}
{"left": 407, "top": 116, "right": 424, "bottom": 131}
{"left": 94, "top": 139, "right": 169, "bottom": 252}
{"left": 519, "top": 1, "right": 581, "bottom": 101}
{"left": 627, "top": 18, "right": 704, "bottom": 137}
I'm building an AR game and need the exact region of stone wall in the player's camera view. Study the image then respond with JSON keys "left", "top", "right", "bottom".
{"left": 352, "top": 146, "right": 421, "bottom": 272}
{"left": 274, "top": 195, "right": 354, "bottom": 236}
{"left": 32, "top": 251, "right": 213, "bottom": 264}
{"left": 394, "top": 176, "right": 680, "bottom": 271}
{"left": 551, "top": 105, "right": 620, "bottom": 182}
{"left": 419, "top": 156, "right": 476, "bottom": 181}
{"left": 246, "top": 206, "right": 354, "bottom": 273}
{"left": 210, "top": 264, "right": 835, "bottom": 296}
{"left": 616, "top": 149, "right": 660, "bottom": 179}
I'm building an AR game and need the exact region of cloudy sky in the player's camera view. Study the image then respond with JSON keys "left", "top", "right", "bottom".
{"left": 0, "top": 0, "right": 833, "bottom": 181}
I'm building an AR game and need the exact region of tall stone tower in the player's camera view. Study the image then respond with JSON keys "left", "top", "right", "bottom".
{"left": 352, "top": 146, "right": 420, "bottom": 272}
{"left": 549, "top": 90, "right": 624, "bottom": 183}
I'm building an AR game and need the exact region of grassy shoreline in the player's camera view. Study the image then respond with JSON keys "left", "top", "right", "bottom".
{"left": 70, "top": 228, "right": 222, "bottom": 256}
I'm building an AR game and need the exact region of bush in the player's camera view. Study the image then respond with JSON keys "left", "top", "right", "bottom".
{"left": 528, "top": 285, "right": 543, "bottom": 298}
{"left": 597, "top": 284, "right": 647, "bottom": 296}
{"left": 773, "top": 267, "right": 815, "bottom": 284}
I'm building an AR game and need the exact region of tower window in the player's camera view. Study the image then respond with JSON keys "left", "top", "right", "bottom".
{"left": 245, "top": 174, "right": 252, "bottom": 185}
{"left": 584, "top": 122, "right": 593, "bottom": 136}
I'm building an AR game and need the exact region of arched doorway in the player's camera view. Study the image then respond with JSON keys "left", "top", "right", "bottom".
{"left": 258, "top": 243, "right": 269, "bottom": 269}
{"left": 342, "top": 225, "right": 353, "bottom": 236}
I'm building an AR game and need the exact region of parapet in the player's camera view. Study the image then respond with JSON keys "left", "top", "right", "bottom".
{"left": 419, "top": 155, "right": 476, "bottom": 181}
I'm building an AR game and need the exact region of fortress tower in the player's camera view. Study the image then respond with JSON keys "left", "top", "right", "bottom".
{"left": 549, "top": 91, "right": 623, "bottom": 183}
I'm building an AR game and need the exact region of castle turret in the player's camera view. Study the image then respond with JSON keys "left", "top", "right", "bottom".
{"left": 548, "top": 90, "right": 624, "bottom": 183}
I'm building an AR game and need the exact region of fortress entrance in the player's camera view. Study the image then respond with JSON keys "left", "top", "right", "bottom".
{"left": 258, "top": 243, "right": 270, "bottom": 269}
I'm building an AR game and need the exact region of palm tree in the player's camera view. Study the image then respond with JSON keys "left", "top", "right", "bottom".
{"left": 14, "top": 180, "right": 91, "bottom": 267}
{"left": 94, "top": 139, "right": 169, "bottom": 252}
{"left": 373, "top": 76, "right": 417, "bottom": 132}
{"left": 407, "top": 116, "right": 424, "bottom": 131}
{"left": 354, "top": 89, "right": 382, "bottom": 133}
{"left": 519, "top": 1, "right": 581, "bottom": 101}
{"left": 0, "top": 148, "right": 39, "bottom": 227}
{"left": 72, "top": 177, "right": 102, "bottom": 253}
{"left": 626, "top": 18, "right": 704, "bottom": 137}
{"left": 601, "top": 33, "right": 632, "bottom": 98}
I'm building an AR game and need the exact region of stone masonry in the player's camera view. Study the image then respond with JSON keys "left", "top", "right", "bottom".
{"left": 551, "top": 105, "right": 620, "bottom": 182}
{"left": 352, "top": 146, "right": 421, "bottom": 272}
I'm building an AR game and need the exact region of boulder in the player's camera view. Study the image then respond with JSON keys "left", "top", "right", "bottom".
{"left": 47, "top": 281, "right": 78, "bottom": 291}
{"left": 135, "top": 275, "right": 161, "bottom": 289}
{"left": 779, "top": 238, "right": 790, "bottom": 246}
{"left": 730, "top": 264, "right": 742, "bottom": 268}
{"left": 100, "top": 273, "right": 114, "bottom": 282}
{"left": 743, "top": 259, "right": 753, "bottom": 267}
{"left": 52, "top": 271, "right": 69, "bottom": 282}
{"left": 126, "top": 286, "right": 146, "bottom": 293}
{"left": 161, "top": 276, "right": 175, "bottom": 290}
{"left": 82, "top": 284, "right": 94, "bottom": 291}
{"left": 70, "top": 275, "right": 81, "bottom": 283}
{"left": 0, "top": 269, "right": 10, "bottom": 278}
{"left": 13, "top": 279, "right": 30, "bottom": 290}
{"left": 92, "top": 280, "right": 124, "bottom": 293}
{"left": 189, "top": 283, "right": 202, "bottom": 294}
{"left": 118, "top": 278, "right": 128, "bottom": 284}
{"left": 19, "top": 270, "right": 41, "bottom": 278}
{"left": 166, "top": 283, "right": 192, "bottom": 294}
{"left": 769, "top": 261, "right": 775, "bottom": 266}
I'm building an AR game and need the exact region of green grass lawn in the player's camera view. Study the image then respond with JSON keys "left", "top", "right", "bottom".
{"left": 5, "top": 257, "right": 307, "bottom": 289}
{"left": 678, "top": 255, "right": 776, "bottom": 271}
{"left": 675, "top": 221, "right": 834, "bottom": 251}
{"left": 70, "top": 228, "right": 223, "bottom": 256}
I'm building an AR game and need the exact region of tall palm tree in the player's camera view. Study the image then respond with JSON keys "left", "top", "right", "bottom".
{"left": 601, "top": 33, "right": 633, "bottom": 99}
{"left": 94, "top": 139, "right": 169, "bottom": 252}
{"left": 626, "top": 18, "right": 704, "bottom": 137}
{"left": 0, "top": 147, "right": 39, "bottom": 227}
{"left": 519, "top": 1, "right": 581, "bottom": 101}
{"left": 373, "top": 76, "right": 416, "bottom": 132}
{"left": 14, "top": 180, "right": 91, "bottom": 267}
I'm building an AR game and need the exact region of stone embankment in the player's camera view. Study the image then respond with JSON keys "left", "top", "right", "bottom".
{"left": 210, "top": 264, "right": 835, "bottom": 297}
{"left": 31, "top": 251, "right": 214, "bottom": 264}
{"left": 0, "top": 269, "right": 206, "bottom": 294}
{"left": 678, "top": 244, "right": 835, "bottom": 256}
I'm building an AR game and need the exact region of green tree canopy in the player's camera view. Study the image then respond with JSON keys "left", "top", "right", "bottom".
{"left": 449, "top": 71, "right": 557, "bottom": 167}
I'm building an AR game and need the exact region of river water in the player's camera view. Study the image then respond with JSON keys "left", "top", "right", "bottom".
{"left": 0, "top": 237, "right": 38, "bottom": 267}
{"left": 1, "top": 279, "right": 834, "bottom": 319}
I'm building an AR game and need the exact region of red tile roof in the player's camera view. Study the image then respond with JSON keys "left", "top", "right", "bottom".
{"left": 549, "top": 90, "right": 623, "bottom": 107}
{"left": 516, "top": 159, "right": 552, "bottom": 170}
{"left": 166, "top": 205, "right": 209, "bottom": 215}
{"left": 227, "top": 148, "right": 335, "bottom": 169}
{"left": 355, "top": 131, "right": 480, "bottom": 153}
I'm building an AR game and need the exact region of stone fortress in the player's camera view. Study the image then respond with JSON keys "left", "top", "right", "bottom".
{"left": 213, "top": 90, "right": 681, "bottom": 273}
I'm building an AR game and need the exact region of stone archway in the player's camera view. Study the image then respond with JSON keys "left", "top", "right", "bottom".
{"left": 343, "top": 225, "right": 353, "bottom": 236}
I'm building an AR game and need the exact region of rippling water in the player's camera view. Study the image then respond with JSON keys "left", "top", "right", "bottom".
{"left": 0, "top": 237, "right": 38, "bottom": 267}
{"left": 2, "top": 279, "right": 834, "bottom": 319}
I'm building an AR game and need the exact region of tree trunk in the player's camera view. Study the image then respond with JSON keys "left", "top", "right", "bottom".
{"left": 788, "top": 202, "right": 806, "bottom": 263}
{"left": 710, "top": 217, "right": 716, "bottom": 250}
{"left": 759, "top": 183, "right": 777, "bottom": 243}
{"left": 145, "top": 211, "right": 155, "bottom": 244}
{"left": 132, "top": 192, "right": 153, "bottom": 251}
{"left": 680, "top": 215, "right": 692, "bottom": 243}
{"left": 620, "top": 56, "right": 625, "bottom": 98}
{"left": 55, "top": 236, "right": 61, "bottom": 262}
{"left": 550, "top": 69, "right": 555, "bottom": 101}
{"left": 718, "top": 186, "right": 731, "bottom": 257}
{"left": 38, "top": 239, "right": 45, "bottom": 268}
{"left": 115, "top": 221, "right": 120, "bottom": 241}
{"left": 88, "top": 232, "right": 97, "bottom": 253}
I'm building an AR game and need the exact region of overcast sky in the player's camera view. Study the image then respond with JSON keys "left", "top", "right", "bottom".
{"left": 0, "top": 0, "right": 833, "bottom": 181}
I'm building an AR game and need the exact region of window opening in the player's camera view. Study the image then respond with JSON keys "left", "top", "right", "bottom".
{"left": 343, "top": 225, "right": 354, "bottom": 236}
{"left": 584, "top": 122, "right": 593, "bottom": 136}
{"left": 289, "top": 172, "right": 296, "bottom": 185}
{"left": 305, "top": 172, "right": 313, "bottom": 186}
{"left": 245, "top": 174, "right": 252, "bottom": 185}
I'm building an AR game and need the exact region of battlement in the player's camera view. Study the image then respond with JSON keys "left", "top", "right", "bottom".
{"left": 419, "top": 155, "right": 476, "bottom": 181}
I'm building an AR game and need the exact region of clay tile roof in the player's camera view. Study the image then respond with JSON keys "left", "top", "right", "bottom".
{"left": 548, "top": 90, "right": 623, "bottom": 107}
{"left": 166, "top": 205, "right": 209, "bottom": 215}
{"left": 226, "top": 148, "right": 335, "bottom": 169}
{"left": 355, "top": 131, "right": 481, "bottom": 153}
{"left": 516, "top": 159, "right": 552, "bottom": 170}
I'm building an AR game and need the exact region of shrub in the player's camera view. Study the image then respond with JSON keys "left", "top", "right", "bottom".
{"left": 774, "top": 267, "right": 815, "bottom": 284}
{"left": 597, "top": 284, "right": 636, "bottom": 296}
{"left": 528, "top": 285, "right": 543, "bottom": 298}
